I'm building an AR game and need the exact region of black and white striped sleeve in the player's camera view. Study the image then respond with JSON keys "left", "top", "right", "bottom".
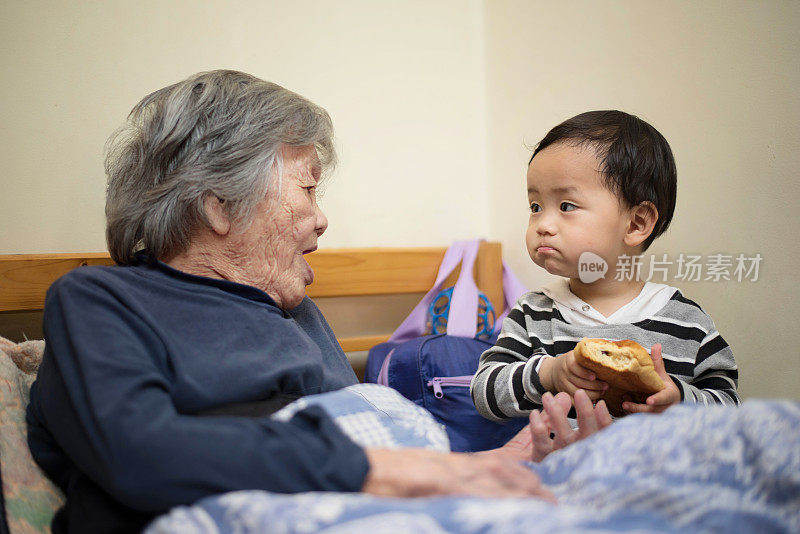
{"left": 678, "top": 328, "right": 740, "bottom": 406}
{"left": 657, "top": 293, "right": 740, "bottom": 407}
{"left": 470, "top": 298, "right": 554, "bottom": 422}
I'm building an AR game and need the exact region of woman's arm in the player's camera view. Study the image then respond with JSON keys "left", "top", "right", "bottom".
{"left": 362, "top": 448, "right": 555, "bottom": 501}
{"left": 29, "top": 274, "right": 369, "bottom": 513}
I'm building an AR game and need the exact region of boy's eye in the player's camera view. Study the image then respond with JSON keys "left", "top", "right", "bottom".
{"left": 530, "top": 203, "right": 541, "bottom": 213}
{"left": 560, "top": 202, "right": 577, "bottom": 212}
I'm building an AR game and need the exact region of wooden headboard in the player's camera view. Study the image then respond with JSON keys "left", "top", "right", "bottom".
{"left": 0, "top": 242, "right": 505, "bottom": 353}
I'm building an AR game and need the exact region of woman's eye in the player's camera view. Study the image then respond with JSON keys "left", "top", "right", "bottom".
{"left": 560, "top": 202, "right": 577, "bottom": 212}
{"left": 529, "top": 203, "right": 541, "bottom": 213}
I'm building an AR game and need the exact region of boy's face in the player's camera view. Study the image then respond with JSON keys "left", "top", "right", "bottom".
{"left": 526, "top": 143, "right": 633, "bottom": 280}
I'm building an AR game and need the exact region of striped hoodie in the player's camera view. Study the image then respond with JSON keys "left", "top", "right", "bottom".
{"left": 471, "top": 279, "right": 739, "bottom": 422}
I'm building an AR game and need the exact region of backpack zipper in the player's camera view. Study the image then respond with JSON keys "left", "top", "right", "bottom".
{"left": 427, "top": 376, "right": 473, "bottom": 398}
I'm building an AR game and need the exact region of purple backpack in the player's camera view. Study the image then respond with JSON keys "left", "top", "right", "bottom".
{"left": 365, "top": 240, "right": 530, "bottom": 452}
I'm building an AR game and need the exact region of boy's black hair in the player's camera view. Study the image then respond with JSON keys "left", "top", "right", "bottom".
{"left": 529, "top": 110, "right": 677, "bottom": 251}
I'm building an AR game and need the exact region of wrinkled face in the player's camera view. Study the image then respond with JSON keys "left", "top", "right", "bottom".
{"left": 232, "top": 144, "right": 328, "bottom": 309}
{"left": 525, "top": 143, "right": 632, "bottom": 280}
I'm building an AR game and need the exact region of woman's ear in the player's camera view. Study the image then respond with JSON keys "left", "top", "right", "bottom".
{"left": 203, "top": 195, "right": 231, "bottom": 236}
{"left": 624, "top": 201, "right": 659, "bottom": 248}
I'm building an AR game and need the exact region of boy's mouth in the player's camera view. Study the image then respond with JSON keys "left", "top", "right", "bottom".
{"left": 537, "top": 245, "right": 557, "bottom": 254}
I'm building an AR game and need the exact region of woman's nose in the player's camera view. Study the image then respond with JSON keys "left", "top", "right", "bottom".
{"left": 315, "top": 205, "right": 328, "bottom": 236}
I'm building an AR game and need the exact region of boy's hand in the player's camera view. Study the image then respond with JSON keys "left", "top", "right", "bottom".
{"left": 540, "top": 350, "right": 607, "bottom": 401}
{"left": 622, "top": 344, "right": 680, "bottom": 414}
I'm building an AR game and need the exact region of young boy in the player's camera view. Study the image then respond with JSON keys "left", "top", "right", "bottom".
{"left": 471, "top": 111, "right": 739, "bottom": 424}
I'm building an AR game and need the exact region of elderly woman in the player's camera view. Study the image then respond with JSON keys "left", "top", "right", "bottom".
{"left": 26, "top": 70, "right": 608, "bottom": 533}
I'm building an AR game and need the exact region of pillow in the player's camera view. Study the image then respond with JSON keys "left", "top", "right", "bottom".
{"left": 0, "top": 338, "right": 64, "bottom": 534}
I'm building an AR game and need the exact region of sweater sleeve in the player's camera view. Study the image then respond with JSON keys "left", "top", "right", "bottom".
{"left": 27, "top": 274, "right": 369, "bottom": 514}
{"left": 470, "top": 302, "right": 553, "bottom": 422}
{"left": 674, "top": 327, "right": 740, "bottom": 406}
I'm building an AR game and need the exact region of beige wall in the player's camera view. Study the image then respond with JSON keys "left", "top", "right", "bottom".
{"left": 485, "top": 0, "right": 800, "bottom": 400}
{"left": 2, "top": 1, "right": 798, "bottom": 399}
{"left": 0, "top": 0, "right": 488, "bottom": 252}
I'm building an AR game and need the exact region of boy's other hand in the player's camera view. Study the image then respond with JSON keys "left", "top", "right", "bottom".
{"left": 541, "top": 350, "right": 607, "bottom": 401}
{"left": 622, "top": 344, "right": 680, "bottom": 414}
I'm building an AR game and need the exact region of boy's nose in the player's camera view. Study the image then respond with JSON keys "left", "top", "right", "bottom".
{"left": 536, "top": 214, "right": 557, "bottom": 236}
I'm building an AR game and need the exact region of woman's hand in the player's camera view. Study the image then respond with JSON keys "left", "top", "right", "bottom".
{"left": 540, "top": 351, "right": 607, "bottom": 401}
{"left": 486, "top": 389, "right": 612, "bottom": 463}
{"left": 362, "top": 448, "right": 556, "bottom": 502}
{"left": 483, "top": 391, "right": 569, "bottom": 462}
{"left": 529, "top": 389, "right": 612, "bottom": 462}
{"left": 621, "top": 344, "right": 681, "bottom": 414}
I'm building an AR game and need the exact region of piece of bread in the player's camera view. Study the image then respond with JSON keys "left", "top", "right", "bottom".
{"left": 573, "top": 338, "right": 665, "bottom": 417}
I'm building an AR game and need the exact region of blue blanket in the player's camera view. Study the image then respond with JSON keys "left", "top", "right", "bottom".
{"left": 147, "top": 386, "right": 800, "bottom": 533}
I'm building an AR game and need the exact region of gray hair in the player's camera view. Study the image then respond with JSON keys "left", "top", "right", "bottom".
{"left": 104, "top": 69, "right": 336, "bottom": 265}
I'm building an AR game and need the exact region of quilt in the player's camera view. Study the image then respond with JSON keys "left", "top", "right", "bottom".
{"left": 147, "top": 385, "right": 800, "bottom": 534}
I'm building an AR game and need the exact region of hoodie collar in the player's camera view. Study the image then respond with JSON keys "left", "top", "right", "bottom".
{"left": 540, "top": 278, "right": 676, "bottom": 326}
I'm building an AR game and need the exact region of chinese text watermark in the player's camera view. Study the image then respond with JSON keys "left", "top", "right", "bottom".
{"left": 577, "top": 252, "right": 762, "bottom": 284}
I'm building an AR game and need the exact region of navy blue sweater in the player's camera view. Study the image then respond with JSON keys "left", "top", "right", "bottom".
{"left": 26, "top": 259, "right": 367, "bottom": 532}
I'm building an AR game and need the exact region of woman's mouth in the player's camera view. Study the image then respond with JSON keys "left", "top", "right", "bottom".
{"left": 301, "top": 246, "right": 317, "bottom": 284}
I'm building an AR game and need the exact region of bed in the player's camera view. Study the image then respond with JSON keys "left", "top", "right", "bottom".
{"left": 0, "top": 244, "right": 504, "bottom": 532}
{"left": 1, "top": 245, "right": 798, "bottom": 534}
{"left": 0, "top": 243, "right": 505, "bottom": 356}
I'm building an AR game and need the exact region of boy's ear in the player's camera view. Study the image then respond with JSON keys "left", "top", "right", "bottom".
{"left": 624, "top": 201, "right": 659, "bottom": 248}
{"left": 203, "top": 195, "right": 231, "bottom": 236}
